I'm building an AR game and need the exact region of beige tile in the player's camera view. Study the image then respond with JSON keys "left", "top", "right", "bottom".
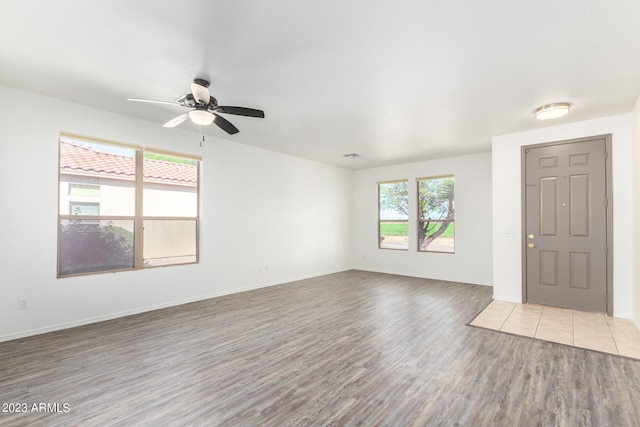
{"left": 506, "top": 309, "right": 541, "bottom": 320}
{"left": 473, "top": 300, "right": 515, "bottom": 326}
{"left": 573, "top": 313, "right": 611, "bottom": 339}
{"left": 611, "top": 318, "right": 640, "bottom": 359}
{"left": 605, "top": 316, "right": 636, "bottom": 328}
{"left": 470, "top": 318, "right": 503, "bottom": 331}
{"left": 573, "top": 316, "right": 609, "bottom": 326}
{"left": 503, "top": 316, "right": 541, "bottom": 330}
{"left": 574, "top": 335, "right": 618, "bottom": 355}
{"left": 575, "top": 333, "right": 613, "bottom": 346}
{"left": 607, "top": 318, "right": 640, "bottom": 341}
{"left": 572, "top": 313, "right": 607, "bottom": 325}
{"left": 501, "top": 322, "right": 537, "bottom": 337}
{"left": 541, "top": 305, "right": 574, "bottom": 318}
{"left": 574, "top": 328, "right": 614, "bottom": 343}
{"left": 542, "top": 305, "right": 573, "bottom": 312}
{"left": 535, "top": 328, "right": 573, "bottom": 346}
{"left": 475, "top": 312, "right": 510, "bottom": 325}
{"left": 499, "top": 303, "right": 542, "bottom": 337}
{"left": 572, "top": 310, "right": 607, "bottom": 324}
{"left": 609, "top": 327, "right": 640, "bottom": 341}
{"left": 538, "top": 310, "right": 572, "bottom": 330}
{"left": 536, "top": 308, "right": 573, "bottom": 346}
{"left": 574, "top": 326, "right": 612, "bottom": 340}
{"left": 512, "top": 304, "right": 544, "bottom": 315}
{"left": 488, "top": 300, "right": 518, "bottom": 310}
{"left": 612, "top": 335, "right": 640, "bottom": 352}
{"left": 482, "top": 301, "right": 517, "bottom": 316}
{"left": 618, "top": 346, "right": 640, "bottom": 359}
{"left": 536, "top": 320, "right": 573, "bottom": 334}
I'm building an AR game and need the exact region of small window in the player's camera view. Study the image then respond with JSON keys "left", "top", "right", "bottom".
{"left": 417, "top": 175, "right": 454, "bottom": 253}
{"left": 69, "top": 184, "right": 100, "bottom": 198}
{"left": 378, "top": 180, "right": 408, "bottom": 250}
{"left": 69, "top": 201, "right": 100, "bottom": 215}
{"left": 58, "top": 134, "right": 200, "bottom": 277}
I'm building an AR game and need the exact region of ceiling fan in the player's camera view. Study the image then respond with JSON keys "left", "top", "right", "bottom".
{"left": 128, "top": 78, "right": 264, "bottom": 134}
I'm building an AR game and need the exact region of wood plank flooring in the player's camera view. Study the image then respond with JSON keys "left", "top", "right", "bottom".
{"left": 1, "top": 270, "right": 640, "bottom": 426}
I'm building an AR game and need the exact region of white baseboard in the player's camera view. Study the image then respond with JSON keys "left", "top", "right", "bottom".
{"left": 354, "top": 267, "right": 493, "bottom": 287}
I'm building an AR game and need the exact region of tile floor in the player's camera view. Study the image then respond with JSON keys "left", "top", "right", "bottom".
{"left": 470, "top": 300, "right": 640, "bottom": 360}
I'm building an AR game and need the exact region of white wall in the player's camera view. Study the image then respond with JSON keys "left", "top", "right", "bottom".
{"left": 632, "top": 97, "right": 640, "bottom": 328}
{"left": 351, "top": 153, "right": 493, "bottom": 286}
{"left": 492, "top": 114, "right": 634, "bottom": 318}
{"left": 0, "top": 85, "right": 353, "bottom": 341}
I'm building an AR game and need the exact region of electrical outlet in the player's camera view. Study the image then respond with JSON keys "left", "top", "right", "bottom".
{"left": 18, "top": 298, "right": 28, "bottom": 310}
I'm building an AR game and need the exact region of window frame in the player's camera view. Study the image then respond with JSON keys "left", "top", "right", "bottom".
{"left": 416, "top": 174, "right": 455, "bottom": 254}
{"left": 377, "top": 179, "right": 409, "bottom": 251}
{"left": 57, "top": 132, "right": 201, "bottom": 278}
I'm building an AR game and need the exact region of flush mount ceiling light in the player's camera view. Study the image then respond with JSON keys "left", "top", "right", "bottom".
{"left": 188, "top": 109, "right": 215, "bottom": 126}
{"left": 343, "top": 153, "right": 361, "bottom": 159}
{"left": 534, "top": 103, "right": 571, "bottom": 120}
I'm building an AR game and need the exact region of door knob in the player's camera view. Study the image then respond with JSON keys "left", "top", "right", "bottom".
{"left": 527, "top": 243, "right": 535, "bottom": 248}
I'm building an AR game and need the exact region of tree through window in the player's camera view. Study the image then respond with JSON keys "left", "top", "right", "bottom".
{"left": 378, "top": 180, "right": 409, "bottom": 250}
{"left": 417, "top": 176, "right": 454, "bottom": 253}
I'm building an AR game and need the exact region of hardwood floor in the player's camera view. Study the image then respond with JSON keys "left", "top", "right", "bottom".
{"left": 1, "top": 270, "right": 640, "bottom": 426}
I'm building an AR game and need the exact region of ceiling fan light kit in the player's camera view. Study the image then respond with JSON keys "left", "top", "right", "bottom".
{"left": 189, "top": 109, "right": 215, "bottom": 126}
{"left": 129, "top": 79, "right": 264, "bottom": 134}
{"left": 534, "top": 102, "right": 570, "bottom": 120}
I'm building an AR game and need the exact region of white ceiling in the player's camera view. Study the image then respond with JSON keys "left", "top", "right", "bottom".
{"left": 2, "top": 1, "right": 639, "bottom": 170}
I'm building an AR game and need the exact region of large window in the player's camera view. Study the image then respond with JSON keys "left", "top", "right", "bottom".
{"left": 417, "top": 175, "right": 454, "bottom": 253}
{"left": 58, "top": 134, "right": 200, "bottom": 277}
{"left": 378, "top": 180, "right": 408, "bottom": 250}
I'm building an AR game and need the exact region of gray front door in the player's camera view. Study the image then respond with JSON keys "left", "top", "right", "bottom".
{"left": 524, "top": 136, "right": 609, "bottom": 313}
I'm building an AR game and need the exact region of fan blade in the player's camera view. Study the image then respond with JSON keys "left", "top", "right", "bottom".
{"left": 213, "top": 113, "right": 239, "bottom": 134}
{"left": 215, "top": 106, "right": 265, "bottom": 118}
{"left": 191, "top": 81, "right": 210, "bottom": 105}
{"left": 128, "top": 98, "right": 180, "bottom": 106}
{"left": 163, "top": 113, "right": 189, "bottom": 128}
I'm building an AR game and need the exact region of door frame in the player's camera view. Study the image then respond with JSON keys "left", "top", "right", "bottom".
{"left": 520, "top": 134, "right": 613, "bottom": 315}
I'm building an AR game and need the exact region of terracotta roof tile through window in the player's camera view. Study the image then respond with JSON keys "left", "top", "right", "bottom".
{"left": 59, "top": 140, "right": 197, "bottom": 186}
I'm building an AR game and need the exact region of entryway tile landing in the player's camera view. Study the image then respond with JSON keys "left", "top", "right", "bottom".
{"left": 470, "top": 300, "right": 640, "bottom": 360}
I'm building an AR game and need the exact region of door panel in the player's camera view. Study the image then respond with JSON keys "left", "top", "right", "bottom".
{"left": 539, "top": 177, "right": 558, "bottom": 236}
{"left": 569, "top": 252, "right": 590, "bottom": 289}
{"left": 569, "top": 175, "right": 590, "bottom": 237}
{"left": 525, "top": 137, "right": 608, "bottom": 313}
{"left": 539, "top": 250, "right": 559, "bottom": 286}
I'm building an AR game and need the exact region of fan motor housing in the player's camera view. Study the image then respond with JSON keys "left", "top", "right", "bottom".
{"left": 193, "top": 78, "right": 210, "bottom": 88}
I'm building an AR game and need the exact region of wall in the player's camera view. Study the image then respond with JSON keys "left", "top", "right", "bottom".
{"left": 492, "top": 114, "right": 634, "bottom": 318}
{"left": 351, "top": 153, "right": 493, "bottom": 286}
{"left": 0, "top": 85, "right": 353, "bottom": 341}
{"left": 632, "top": 97, "right": 640, "bottom": 328}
